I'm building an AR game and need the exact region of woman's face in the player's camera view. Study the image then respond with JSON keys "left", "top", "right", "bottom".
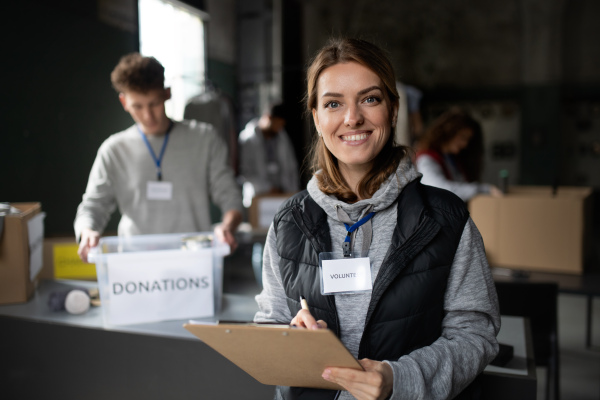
{"left": 443, "top": 128, "right": 473, "bottom": 155}
{"left": 312, "top": 62, "right": 396, "bottom": 177}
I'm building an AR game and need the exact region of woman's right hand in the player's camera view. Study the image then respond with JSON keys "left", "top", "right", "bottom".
{"left": 290, "top": 309, "right": 328, "bottom": 330}
{"left": 489, "top": 185, "right": 504, "bottom": 197}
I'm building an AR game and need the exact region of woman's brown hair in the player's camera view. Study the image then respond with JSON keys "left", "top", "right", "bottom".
{"left": 418, "top": 107, "right": 484, "bottom": 182}
{"left": 305, "top": 38, "right": 408, "bottom": 202}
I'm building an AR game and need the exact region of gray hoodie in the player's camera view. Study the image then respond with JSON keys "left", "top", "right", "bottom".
{"left": 255, "top": 158, "right": 500, "bottom": 400}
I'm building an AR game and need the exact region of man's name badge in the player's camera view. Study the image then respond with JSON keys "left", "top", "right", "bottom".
{"left": 147, "top": 181, "right": 173, "bottom": 200}
{"left": 319, "top": 255, "right": 372, "bottom": 295}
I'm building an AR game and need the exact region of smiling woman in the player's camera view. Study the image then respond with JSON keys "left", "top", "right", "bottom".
{"left": 306, "top": 41, "right": 406, "bottom": 203}
{"left": 312, "top": 62, "right": 395, "bottom": 194}
{"left": 254, "top": 38, "right": 501, "bottom": 400}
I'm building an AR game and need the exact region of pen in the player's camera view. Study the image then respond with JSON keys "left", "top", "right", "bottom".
{"left": 300, "top": 295, "right": 309, "bottom": 311}
{"left": 299, "top": 295, "right": 321, "bottom": 330}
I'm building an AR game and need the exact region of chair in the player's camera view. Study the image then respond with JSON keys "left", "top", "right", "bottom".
{"left": 494, "top": 281, "right": 560, "bottom": 400}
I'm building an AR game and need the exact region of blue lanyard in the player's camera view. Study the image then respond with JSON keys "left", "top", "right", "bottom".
{"left": 342, "top": 212, "right": 375, "bottom": 257}
{"left": 138, "top": 120, "right": 174, "bottom": 181}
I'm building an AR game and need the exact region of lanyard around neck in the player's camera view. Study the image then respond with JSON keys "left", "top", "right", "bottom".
{"left": 138, "top": 120, "right": 174, "bottom": 181}
{"left": 342, "top": 211, "right": 375, "bottom": 257}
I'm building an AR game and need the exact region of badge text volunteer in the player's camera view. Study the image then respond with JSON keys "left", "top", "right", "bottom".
{"left": 329, "top": 273, "right": 358, "bottom": 279}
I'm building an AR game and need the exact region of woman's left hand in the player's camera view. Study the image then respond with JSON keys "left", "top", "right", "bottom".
{"left": 321, "top": 358, "right": 394, "bottom": 400}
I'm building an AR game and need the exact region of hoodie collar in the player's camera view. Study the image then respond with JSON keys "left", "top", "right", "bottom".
{"left": 307, "top": 157, "right": 421, "bottom": 223}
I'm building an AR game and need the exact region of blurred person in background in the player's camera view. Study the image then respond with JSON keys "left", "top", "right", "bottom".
{"left": 394, "top": 81, "right": 424, "bottom": 148}
{"left": 74, "top": 53, "right": 243, "bottom": 262}
{"left": 415, "top": 107, "right": 502, "bottom": 202}
{"left": 237, "top": 102, "right": 300, "bottom": 208}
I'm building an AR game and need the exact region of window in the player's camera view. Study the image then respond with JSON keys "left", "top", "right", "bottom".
{"left": 138, "top": 0, "right": 207, "bottom": 119}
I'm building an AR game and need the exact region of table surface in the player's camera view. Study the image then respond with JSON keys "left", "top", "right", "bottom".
{"left": 492, "top": 266, "right": 600, "bottom": 296}
{"left": 0, "top": 279, "right": 259, "bottom": 341}
{"left": 0, "top": 279, "right": 534, "bottom": 380}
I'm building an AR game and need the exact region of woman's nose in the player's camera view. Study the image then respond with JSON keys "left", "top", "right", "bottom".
{"left": 344, "top": 104, "right": 364, "bottom": 127}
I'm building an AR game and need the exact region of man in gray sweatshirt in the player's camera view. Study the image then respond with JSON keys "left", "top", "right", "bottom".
{"left": 74, "top": 53, "right": 243, "bottom": 262}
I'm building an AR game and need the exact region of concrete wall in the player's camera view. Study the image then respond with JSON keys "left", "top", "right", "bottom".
{"left": 301, "top": 0, "right": 600, "bottom": 88}
{"left": 1, "top": 0, "right": 242, "bottom": 235}
{"left": 2, "top": 0, "right": 138, "bottom": 235}
{"left": 205, "top": 0, "right": 237, "bottom": 98}
{"left": 3, "top": 0, "right": 599, "bottom": 235}
{"left": 299, "top": 0, "right": 600, "bottom": 186}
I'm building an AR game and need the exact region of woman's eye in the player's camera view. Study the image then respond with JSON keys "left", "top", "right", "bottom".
{"left": 325, "top": 101, "right": 340, "bottom": 109}
{"left": 364, "top": 96, "right": 380, "bottom": 104}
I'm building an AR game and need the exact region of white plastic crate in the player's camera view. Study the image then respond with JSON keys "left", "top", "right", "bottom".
{"left": 88, "top": 232, "right": 228, "bottom": 326}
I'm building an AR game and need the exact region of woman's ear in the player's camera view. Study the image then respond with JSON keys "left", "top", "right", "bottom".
{"left": 312, "top": 108, "right": 321, "bottom": 135}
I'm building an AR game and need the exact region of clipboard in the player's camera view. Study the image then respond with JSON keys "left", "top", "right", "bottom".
{"left": 183, "top": 322, "right": 363, "bottom": 390}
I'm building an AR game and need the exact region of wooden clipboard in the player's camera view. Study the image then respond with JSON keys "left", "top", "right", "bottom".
{"left": 183, "top": 322, "right": 363, "bottom": 390}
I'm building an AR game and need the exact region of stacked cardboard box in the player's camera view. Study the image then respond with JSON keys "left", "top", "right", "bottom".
{"left": 0, "top": 203, "right": 44, "bottom": 304}
{"left": 469, "top": 186, "right": 593, "bottom": 274}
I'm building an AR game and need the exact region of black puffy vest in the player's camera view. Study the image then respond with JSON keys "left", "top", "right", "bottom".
{"left": 272, "top": 179, "right": 480, "bottom": 400}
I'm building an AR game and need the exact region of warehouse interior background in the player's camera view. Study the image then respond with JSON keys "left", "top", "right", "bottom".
{"left": 2, "top": 1, "right": 600, "bottom": 399}
{"left": 3, "top": 0, "right": 600, "bottom": 237}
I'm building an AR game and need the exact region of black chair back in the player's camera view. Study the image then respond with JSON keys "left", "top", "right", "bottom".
{"left": 494, "top": 280, "right": 560, "bottom": 400}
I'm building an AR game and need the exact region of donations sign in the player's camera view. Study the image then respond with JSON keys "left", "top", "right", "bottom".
{"left": 105, "top": 248, "right": 214, "bottom": 325}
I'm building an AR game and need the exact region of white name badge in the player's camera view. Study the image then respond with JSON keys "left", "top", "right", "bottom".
{"left": 147, "top": 181, "right": 173, "bottom": 200}
{"left": 320, "top": 256, "right": 372, "bottom": 295}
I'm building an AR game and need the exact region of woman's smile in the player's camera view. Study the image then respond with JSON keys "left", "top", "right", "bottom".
{"left": 340, "top": 131, "right": 371, "bottom": 143}
{"left": 312, "top": 61, "right": 397, "bottom": 179}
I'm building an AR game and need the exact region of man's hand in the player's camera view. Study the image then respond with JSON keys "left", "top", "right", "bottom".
{"left": 214, "top": 223, "right": 238, "bottom": 251}
{"left": 322, "top": 358, "right": 394, "bottom": 400}
{"left": 78, "top": 228, "right": 101, "bottom": 263}
{"left": 214, "top": 209, "right": 243, "bottom": 252}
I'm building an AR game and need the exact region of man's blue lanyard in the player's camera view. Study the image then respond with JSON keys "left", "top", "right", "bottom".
{"left": 342, "top": 212, "right": 375, "bottom": 257}
{"left": 138, "top": 120, "right": 174, "bottom": 181}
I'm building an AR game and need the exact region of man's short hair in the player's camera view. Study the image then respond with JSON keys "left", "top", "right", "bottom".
{"left": 267, "top": 103, "right": 287, "bottom": 120}
{"left": 110, "top": 52, "right": 165, "bottom": 93}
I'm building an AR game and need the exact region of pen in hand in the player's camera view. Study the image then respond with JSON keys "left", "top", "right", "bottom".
{"left": 300, "top": 295, "right": 309, "bottom": 311}
{"left": 296, "top": 295, "right": 325, "bottom": 330}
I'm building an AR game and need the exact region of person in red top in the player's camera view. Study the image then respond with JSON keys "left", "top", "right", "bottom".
{"left": 415, "top": 107, "right": 502, "bottom": 201}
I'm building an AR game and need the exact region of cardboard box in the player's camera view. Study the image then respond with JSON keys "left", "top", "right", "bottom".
{"left": 469, "top": 186, "right": 593, "bottom": 274}
{"left": 42, "top": 236, "right": 97, "bottom": 281}
{"left": 248, "top": 193, "right": 294, "bottom": 231}
{"left": 0, "top": 202, "right": 44, "bottom": 304}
